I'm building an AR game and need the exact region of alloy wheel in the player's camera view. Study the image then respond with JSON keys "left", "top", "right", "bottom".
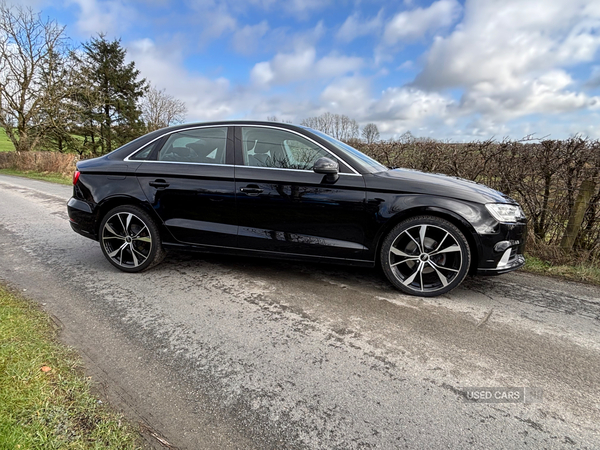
{"left": 382, "top": 216, "right": 470, "bottom": 296}
{"left": 101, "top": 211, "right": 153, "bottom": 269}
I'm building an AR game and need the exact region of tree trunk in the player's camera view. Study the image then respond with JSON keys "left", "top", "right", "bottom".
{"left": 560, "top": 178, "right": 597, "bottom": 251}
{"left": 104, "top": 104, "right": 112, "bottom": 154}
{"left": 537, "top": 174, "right": 552, "bottom": 240}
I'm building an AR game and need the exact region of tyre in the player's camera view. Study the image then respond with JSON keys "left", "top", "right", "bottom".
{"left": 99, "top": 205, "right": 165, "bottom": 272}
{"left": 380, "top": 216, "right": 470, "bottom": 297}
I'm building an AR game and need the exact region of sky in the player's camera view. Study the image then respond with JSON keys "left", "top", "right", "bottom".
{"left": 18, "top": 0, "right": 600, "bottom": 140}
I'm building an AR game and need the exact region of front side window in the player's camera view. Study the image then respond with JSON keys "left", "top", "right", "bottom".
{"left": 241, "top": 127, "right": 332, "bottom": 170}
{"left": 157, "top": 127, "right": 228, "bottom": 164}
{"left": 306, "top": 127, "right": 387, "bottom": 173}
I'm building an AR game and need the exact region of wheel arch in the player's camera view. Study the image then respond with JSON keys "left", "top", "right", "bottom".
{"left": 94, "top": 195, "right": 171, "bottom": 240}
{"left": 374, "top": 206, "right": 481, "bottom": 274}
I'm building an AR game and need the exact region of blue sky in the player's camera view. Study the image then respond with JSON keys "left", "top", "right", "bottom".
{"left": 20, "top": 0, "right": 600, "bottom": 140}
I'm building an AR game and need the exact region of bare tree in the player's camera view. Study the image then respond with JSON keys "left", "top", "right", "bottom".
{"left": 300, "top": 112, "right": 359, "bottom": 141}
{"left": 39, "top": 49, "right": 81, "bottom": 152}
{"left": 141, "top": 85, "right": 186, "bottom": 132}
{"left": 362, "top": 123, "right": 380, "bottom": 144}
{"left": 300, "top": 115, "right": 316, "bottom": 130}
{"left": 0, "top": 3, "right": 70, "bottom": 152}
{"left": 399, "top": 130, "right": 416, "bottom": 144}
{"left": 266, "top": 115, "right": 292, "bottom": 123}
{"left": 335, "top": 114, "right": 359, "bottom": 141}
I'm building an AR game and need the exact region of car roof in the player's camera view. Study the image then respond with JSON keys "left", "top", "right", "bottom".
{"left": 157, "top": 120, "right": 308, "bottom": 133}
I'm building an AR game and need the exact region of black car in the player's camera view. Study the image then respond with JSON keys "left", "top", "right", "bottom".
{"left": 67, "top": 121, "right": 526, "bottom": 297}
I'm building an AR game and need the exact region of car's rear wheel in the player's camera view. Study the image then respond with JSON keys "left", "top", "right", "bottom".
{"left": 99, "top": 205, "right": 165, "bottom": 272}
{"left": 381, "top": 216, "right": 470, "bottom": 297}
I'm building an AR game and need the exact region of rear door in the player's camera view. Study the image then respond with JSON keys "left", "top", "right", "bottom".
{"left": 133, "top": 125, "right": 237, "bottom": 248}
{"left": 234, "top": 125, "right": 369, "bottom": 261}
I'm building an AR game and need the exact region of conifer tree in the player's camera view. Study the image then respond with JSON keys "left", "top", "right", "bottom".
{"left": 73, "top": 35, "right": 147, "bottom": 155}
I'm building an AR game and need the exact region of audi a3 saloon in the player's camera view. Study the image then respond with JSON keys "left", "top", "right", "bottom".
{"left": 67, "top": 121, "right": 527, "bottom": 297}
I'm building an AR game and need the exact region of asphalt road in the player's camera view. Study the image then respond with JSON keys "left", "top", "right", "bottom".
{"left": 1, "top": 174, "right": 599, "bottom": 449}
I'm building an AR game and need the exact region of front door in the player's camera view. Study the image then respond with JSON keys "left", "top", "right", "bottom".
{"left": 234, "top": 126, "right": 368, "bottom": 261}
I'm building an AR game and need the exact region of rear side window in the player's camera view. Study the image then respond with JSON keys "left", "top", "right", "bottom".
{"left": 156, "top": 127, "right": 228, "bottom": 164}
{"left": 129, "top": 142, "right": 157, "bottom": 160}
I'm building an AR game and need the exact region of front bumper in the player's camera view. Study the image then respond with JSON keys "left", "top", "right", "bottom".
{"left": 476, "top": 221, "right": 527, "bottom": 275}
{"left": 477, "top": 252, "right": 525, "bottom": 275}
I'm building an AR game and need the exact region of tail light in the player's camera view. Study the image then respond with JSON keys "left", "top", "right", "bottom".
{"left": 73, "top": 170, "right": 80, "bottom": 185}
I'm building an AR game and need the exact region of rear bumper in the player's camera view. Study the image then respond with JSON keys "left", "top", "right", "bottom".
{"left": 67, "top": 197, "right": 98, "bottom": 241}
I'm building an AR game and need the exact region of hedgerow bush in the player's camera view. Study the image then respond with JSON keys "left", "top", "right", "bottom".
{"left": 0, "top": 151, "right": 78, "bottom": 176}
{"left": 3, "top": 136, "right": 599, "bottom": 264}
{"left": 357, "top": 136, "right": 600, "bottom": 262}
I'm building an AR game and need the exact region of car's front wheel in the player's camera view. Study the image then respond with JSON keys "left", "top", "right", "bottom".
{"left": 99, "top": 205, "right": 165, "bottom": 272}
{"left": 381, "top": 216, "right": 470, "bottom": 297}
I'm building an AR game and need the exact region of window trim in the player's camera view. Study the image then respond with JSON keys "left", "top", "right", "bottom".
{"left": 233, "top": 164, "right": 362, "bottom": 176}
{"left": 124, "top": 125, "right": 233, "bottom": 165}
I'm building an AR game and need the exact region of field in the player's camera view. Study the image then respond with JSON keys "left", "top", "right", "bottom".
{"left": 0, "top": 129, "right": 14, "bottom": 152}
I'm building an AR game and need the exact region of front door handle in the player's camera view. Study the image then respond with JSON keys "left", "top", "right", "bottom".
{"left": 240, "top": 185, "right": 263, "bottom": 195}
{"left": 149, "top": 179, "right": 170, "bottom": 188}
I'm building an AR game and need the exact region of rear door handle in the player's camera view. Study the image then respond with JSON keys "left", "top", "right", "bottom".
{"left": 149, "top": 179, "right": 170, "bottom": 188}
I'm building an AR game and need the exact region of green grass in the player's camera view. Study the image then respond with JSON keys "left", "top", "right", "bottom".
{"left": 0, "top": 128, "right": 87, "bottom": 152}
{"left": 0, "top": 285, "right": 141, "bottom": 449}
{"left": 0, "top": 129, "right": 14, "bottom": 152}
{"left": 0, "top": 169, "right": 72, "bottom": 185}
{"left": 523, "top": 253, "right": 600, "bottom": 286}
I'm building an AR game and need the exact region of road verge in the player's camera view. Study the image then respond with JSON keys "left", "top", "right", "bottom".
{"left": 0, "top": 283, "right": 141, "bottom": 449}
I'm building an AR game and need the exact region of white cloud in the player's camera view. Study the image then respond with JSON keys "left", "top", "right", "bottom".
{"left": 291, "top": 20, "right": 326, "bottom": 49}
{"left": 336, "top": 10, "right": 383, "bottom": 43}
{"left": 410, "top": 0, "right": 600, "bottom": 134}
{"left": 188, "top": 0, "right": 329, "bottom": 17}
{"left": 236, "top": 0, "right": 329, "bottom": 15}
{"left": 317, "top": 77, "right": 456, "bottom": 136}
{"left": 320, "top": 77, "right": 373, "bottom": 115}
{"left": 196, "top": 6, "right": 237, "bottom": 44}
{"left": 585, "top": 66, "right": 600, "bottom": 89}
{"left": 6, "top": 0, "right": 47, "bottom": 7}
{"left": 316, "top": 54, "right": 364, "bottom": 78}
{"left": 127, "top": 38, "right": 235, "bottom": 121}
{"left": 68, "top": 0, "right": 134, "bottom": 36}
{"left": 374, "top": 87, "right": 454, "bottom": 129}
{"left": 415, "top": 0, "right": 600, "bottom": 88}
{"left": 244, "top": 20, "right": 327, "bottom": 55}
{"left": 231, "top": 21, "right": 269, "bottom": 54}
{"left": 383, "top": 0, "right": 462, "bottom": 44}
{"left": 110, "top": 0, "right": 600, "bottom": 141}
{"left": 250, "top": 47, "right": 363, "bottom": 87}
{"left": 459, "top": 71, "right": 595, "bottom": 122}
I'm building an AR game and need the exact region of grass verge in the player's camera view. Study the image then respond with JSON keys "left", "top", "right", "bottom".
{"left": 0, "top": 284, "right": 141, "bottom": 449}
{"left": 523, "top": 253, "right": 600, "bottom": 286}
{"left": 0, "top": 168, "right": 71, "bottom": 185}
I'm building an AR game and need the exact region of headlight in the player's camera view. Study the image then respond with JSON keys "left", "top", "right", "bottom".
{"left": 485, "top": 203, "right": 525, "bottom": 223}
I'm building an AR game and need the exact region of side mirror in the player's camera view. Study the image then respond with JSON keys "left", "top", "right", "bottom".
{"left": 313, "top": 157, "right": 339, "bottom": 182}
